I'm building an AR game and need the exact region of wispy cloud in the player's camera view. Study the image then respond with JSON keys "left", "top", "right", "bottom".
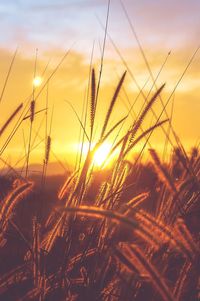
{"left": 0, "top": 0, "right": 199, "bottom": 53}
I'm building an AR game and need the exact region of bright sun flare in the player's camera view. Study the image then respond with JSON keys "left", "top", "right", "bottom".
{"left": 77, "top": 142, "right": 115, "bottom": 168}
{"left": 33, "top": 76, "right": 42, "bottom": 87}
{"left": 93, "top": 143, "right": 112, "bottom": 167}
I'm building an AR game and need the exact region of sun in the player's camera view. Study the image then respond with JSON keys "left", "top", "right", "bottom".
{"left": 75, "top": 142, "right": 118, "bottom": 168}
{"left": 93, "top": 143, "right": 112, "bottom": 167}
{"left": 33, "top": 76, "right": 42, "bottom": 87}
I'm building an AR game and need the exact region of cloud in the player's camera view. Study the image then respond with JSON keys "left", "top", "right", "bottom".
{"left": 0, "top": 0, "right": 108, "bottom": 54}
{"left": 29, "top": 0, "right": 104, "bottom": 11}
{"left": 0, "top": 0, "right": 199, "bottom": 57}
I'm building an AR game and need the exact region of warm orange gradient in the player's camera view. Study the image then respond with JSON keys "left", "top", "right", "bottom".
{"left": 0, "top": 0, "right": 200, "bottom": 174}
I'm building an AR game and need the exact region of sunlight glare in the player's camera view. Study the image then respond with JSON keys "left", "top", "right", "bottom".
{"left": 93, "top": 143, "right": 112, "bottom": 167}
{"left": 76, "top": 142, "right": 118, "bottom": 168}
{"left": 33, "top": 76, "right": 42, "bottom": 87}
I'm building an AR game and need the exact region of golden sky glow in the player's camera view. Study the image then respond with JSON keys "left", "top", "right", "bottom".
{"left": 0, "top": 0, "right": 200, "bottom": 174}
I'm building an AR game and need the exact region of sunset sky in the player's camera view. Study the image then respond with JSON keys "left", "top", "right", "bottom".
{"left": 0, "top": 0, "right": 200, "bottom": 174}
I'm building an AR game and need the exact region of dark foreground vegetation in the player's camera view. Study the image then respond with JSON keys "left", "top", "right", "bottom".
{"left": 0, "top": 146, "right": 200, "bottom": 301}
